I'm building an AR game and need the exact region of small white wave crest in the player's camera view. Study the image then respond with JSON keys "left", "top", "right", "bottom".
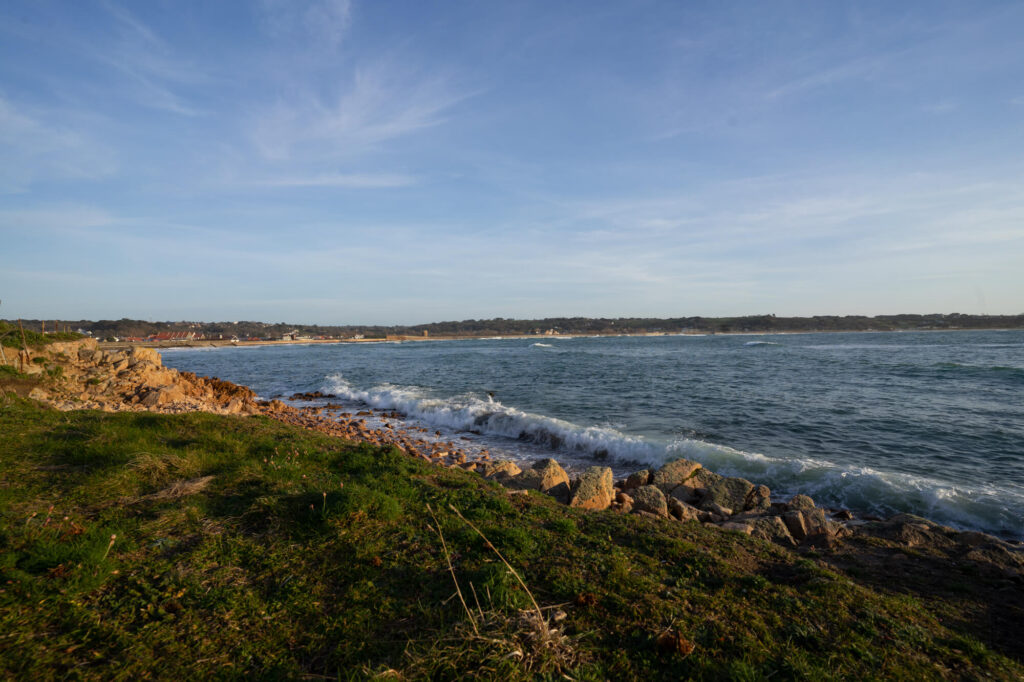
{"left": 744, "top": 340, "right": 780, "bottom": 346}
{"left": 668, "top": 439, "right": 1024, "bottom": 538}
{"left": 531, "top": 343, "right": 554, "bottom": 348}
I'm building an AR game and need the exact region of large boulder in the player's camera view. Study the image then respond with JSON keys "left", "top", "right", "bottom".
{"left": 622, "top": 470, "right": 651, "bottom": 491}
{"left": 651, "top": 458, "right": 702, "bottom": 493}
{"left": 869, "top": 514, "right": 956, "bottom": 550}
{"left": 569, "top": 466, "right": 614, "bottom": 511}
{"left": 750, "top": 516, "right": 797, "bottom": 547}
{"left": 746, "top": 485, "right": 772, "bottom": 512}
{"left": 630, "top": 485, "right": 669, "bottom": 517}
{"left": 783, "top": 511, "right": 809, "bottom": 542}
{"left": 669, "top": 466, "right": 722, "bottom": 503}
{"left": 787, "top": 494, "right": 816, "bottom": 512}
{"left": 129, "top": 346, "right": 162, "bottom": 367}
{"left": 699, "top": 476, "right": 755, "bottom": 513}
{"left": 668, "top": 497, "right": 703, "bottom": 522}
{"left": 507, "top": 458, "right": 571, "bottom": 502}
{"left": 481, "top": 460, "right": 522, "bottom": 481}
{"left": 139, "top": 385, "right": 187, "bottom": 407}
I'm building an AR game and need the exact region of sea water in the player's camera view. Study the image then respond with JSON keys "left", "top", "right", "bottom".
{"left": 162, "top": 330, "right": 1024, "bottom": 539}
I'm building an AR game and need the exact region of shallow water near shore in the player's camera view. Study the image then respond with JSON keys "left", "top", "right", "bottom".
{"left": 162, "top": 330, "right": 1024, "bottom": 539}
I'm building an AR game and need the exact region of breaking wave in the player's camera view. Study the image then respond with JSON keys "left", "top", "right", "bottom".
{"left": 667, "top": 439, "right": 1024, "bottom": 539}
{"left": 744, "top": 340, "right": 780, "bottom": 346}
{"left": 323, "top": 374, "right": 662, "bottom": 462}
{"left": 322, "top": 373, "right": 1023, "bottom": 538}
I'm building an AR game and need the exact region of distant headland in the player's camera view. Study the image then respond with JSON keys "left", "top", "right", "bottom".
{"left": 4, "top": 313, "right": 1023, "bottom": 346}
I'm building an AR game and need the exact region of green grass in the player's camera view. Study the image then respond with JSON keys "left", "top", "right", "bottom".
{"left": 1, "top": 396, "right": 1020, "bottom": 680}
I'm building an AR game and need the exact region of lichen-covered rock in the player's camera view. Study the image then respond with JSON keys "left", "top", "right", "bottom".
{"left": 668, "top": 497, "right": 702, "bottom": 522}
{"left": 651, "top": 458, "right": 702, "bottom": 493}
{"left": 128, "top": 346, "right": 161, "bottom": 367}
{"left": 787, "top": 494, "right": 816, "bottom": 512}
{"left": 699, "top": 476, "right": 754, "bottom": 513}
{"left": 803, "top": 508, "right": 830, "bottom": 536}
{"left": 667, "top": 484, "right": 701, "bottom": 506}
{"left": 507, "top": 458, "right": 571, "bottom": 502}
{"left": 717, "top": 522, "right": 754, "bottom": 535}
{"left": 481, "top": 460, "right": 522, "bottom": 481}
{"left": 630, "top": 485, "right": 668, "bottom": 517}
{"left": 783, "top": 510, "right": 809, "bottom": 542}
{"left": 869, "top": 514, "right": 956, "bottom": 550}
{"left": 746, "top": 485, "right": 772, "bottom": 512}
{"left": 750, "top": 516, "right": 797, "bottom": 547}
{"left": 569, "top": 466, "right": 614, "bottom": 511}
{"left": 623, "top": 470, "right": 651, "bottom": 490}
{"left": 670, "top": 466, "right": 723, "bottom": 502}
{"left": 705, "top": 502, "right": 733, "bottom": 519}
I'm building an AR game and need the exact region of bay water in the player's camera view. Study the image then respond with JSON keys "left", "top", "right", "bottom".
{"left": 162, "top": 330, "right": 1024, "bottom": 539}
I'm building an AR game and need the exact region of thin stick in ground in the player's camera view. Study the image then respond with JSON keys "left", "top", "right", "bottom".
{"left": 426, "top": 503, "right": 478, "bottom": 635}
{"left": 448, "top": 504, "right": 549, "bottom": 638}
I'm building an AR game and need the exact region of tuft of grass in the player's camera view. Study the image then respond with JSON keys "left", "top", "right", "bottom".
{"left": 0, "top": 398, "right": 1021, "bottom": 680}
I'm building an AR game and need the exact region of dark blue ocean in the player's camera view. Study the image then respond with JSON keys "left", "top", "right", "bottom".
{"left": 162, "top": 330, "right": 1024, "bottom": 539}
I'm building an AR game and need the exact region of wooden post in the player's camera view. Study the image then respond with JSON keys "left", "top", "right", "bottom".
{"left": 42, "top": 321, "right": 46, "bottom": 334}
{"left": 17, "top": 319, "right": 29, "bottom": 371}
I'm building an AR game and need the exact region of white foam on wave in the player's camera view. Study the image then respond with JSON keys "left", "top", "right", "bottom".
{"left": 669, "top": 438, "right": 1024, "bottom": 538}
{"left": 323, "top": 373, "right": 662, "bottom": 463}
{"left": 321, "top": 373, "right": 1024, "bottom": 539}
{"left": 744, "top": 340, "right": 780, "bottom": 346}
{"left": 531, "top": 343, "right": 554, "bottom": 348}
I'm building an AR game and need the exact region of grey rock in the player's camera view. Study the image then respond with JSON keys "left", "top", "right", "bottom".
{"left": 568, "top": 466, "right": 615, "bottom": 511}
{"left": 623, "top": 470, "right": 651, "bottom": 490}
{"left": 507, "top": 458, "right": 571, "bottom": 502}
{"left": 750, "top": 516, "right": 797, "bottom": 547}
{"left": 651, "top": 458, "right": 702, "bottom": 493}
{"left": 717, "top": 522, "right": 754, "bottom": 535}
{"left": 746, "top": 485, "right": 772, "bottom": 512}
{"left": 481, "top": 460, "right": 522, "bottom": 481}
{"left": 699, "top": 476, "right": 755, "bottom": 513}
{"left": 783, "top": 510, "right": 809, "bottom": 542}
{"left": 668, "top": 497, "right": 702, "bottom": 522}
{"left": 787, "top": 494, "right": 817, "bottom": 512}
{"left": 630, "top": 485, "right": 669, "bottom": 517}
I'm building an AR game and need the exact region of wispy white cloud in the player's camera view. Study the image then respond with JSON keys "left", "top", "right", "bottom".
{"left": 250, "top": 173, "right": 417, "bottom": 188}
{"left": 0, "top": 98, "right": 117, "bottom": 192}
{"left": 0, "top": 205, "right": 116, "bottom": 230}
{"left": 250, "top": 60, "right": 474, "bottom": 161}
{"left": 259, "top": 0, "right": 353, "bottom": 49}
{"left": 764, "top": 54, "right": 888, "bottom": 101}
{"left": 96, "top": 1, "right": 208, "bottom": 115}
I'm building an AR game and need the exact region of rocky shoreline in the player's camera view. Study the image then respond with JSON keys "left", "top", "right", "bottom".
{"left": 7, "top": 338, "right": 1022, "bottom": 579}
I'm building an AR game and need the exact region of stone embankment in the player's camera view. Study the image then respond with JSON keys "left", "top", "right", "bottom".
{"left": 9, "top": 339, "right": 1023, "bottom": 579}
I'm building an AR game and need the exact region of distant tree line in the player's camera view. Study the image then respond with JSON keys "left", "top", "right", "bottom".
{"left": 5, "top": 313, "right": 1023, "bottom": 341}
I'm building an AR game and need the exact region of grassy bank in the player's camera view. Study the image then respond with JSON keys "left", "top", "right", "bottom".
{"left": 1, "top": 396, "right": 1020, "bottom": 680}
{"left": 0, "top": 321, "right": 82, "bottom": 350}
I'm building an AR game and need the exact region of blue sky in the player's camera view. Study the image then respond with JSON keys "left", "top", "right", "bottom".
{"left": 1, "top": 1, "right": 1022, "bottom": 324}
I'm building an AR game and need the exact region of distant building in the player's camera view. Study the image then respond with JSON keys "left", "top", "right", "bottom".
{"left": 149, "top": 331, "right": 201, "bottom": 341}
